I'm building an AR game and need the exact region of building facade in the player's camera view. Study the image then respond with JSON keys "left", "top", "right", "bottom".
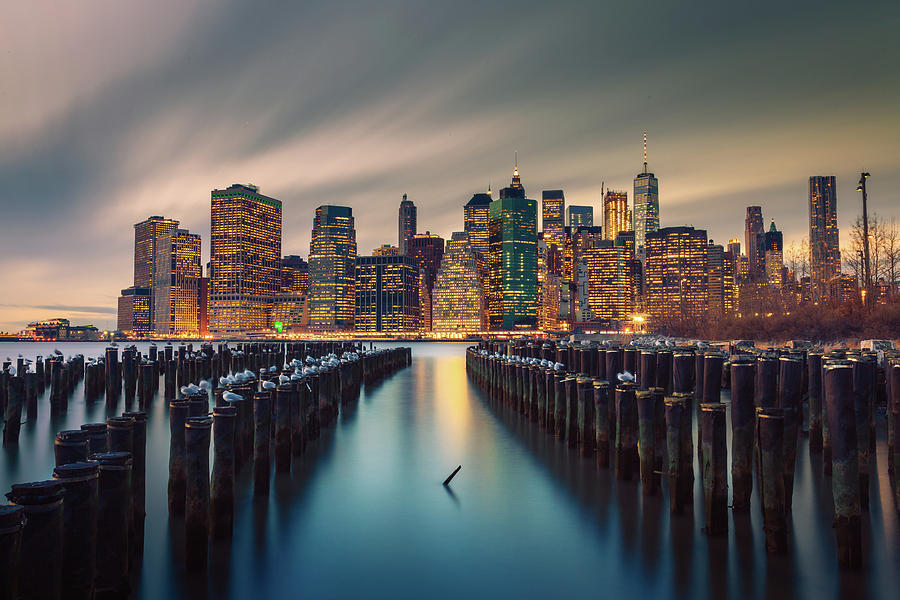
{"left": 355, "top": 255, "right": 420, "bottom": 333}
{"left": 373, "top": 244, "right": 399, "bottom": 257}
{"left": 210, "top": 184, "right": 282, "bottom": 333}
{"left": 308, "top": 205, "right": 357, "bottom": 332}
{"left": 432, "top": 232, "right": 483, "bottom": 334}
{"left": 133, "top": 216, "right": 179, "bottom": 328}
{"left": 633, "top": 136, "right": 659, "bottom": 258}
{"left": 407, "top": 232, "right": 445, "bottom": 331}
{"left": 763, "top": 220, "right": 784, "bottom": 288}
{"left": 645, "top": 226, "right": 709, "bottom": 324}
{"left": 542, "top": 189, "right": 565, "bottom": 246}
{"left": 154, "top": 228, "right": 202, "bottom": 335}
{"left": 488, "top": 188, "right": 538, "bottom": 330}
{"left": 603, "top": 190, "right": 630, "bottom": 241}
{"left": 567, "top": 205, "right": 593, "bottom": 229}
{"left": 584, "top": 240, "right": 633, "bottom": 322}
{"left": 809, "top": 175, "right": 841, "bottom": 296}
{"left": 398, "top": 194, "right": 417, "bottom": 255}
{"left": 117, "top": 286, "right": 151, "bottom": 336}
{"left": 281, "top": 255, "right": 309, "bottom": 295}
{"left": 744, "top": 206, "right": 764, "bottom": 280}
{"left": 464, "top": 191, "right": 492, "bottom": 258}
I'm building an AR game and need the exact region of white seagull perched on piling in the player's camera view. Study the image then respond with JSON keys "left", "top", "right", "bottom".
{"left": 222, "top": 391, "right": 243, "bottom": 403}
{"left": 262, "top": 380, "right": 277, "bottom": 390}
{"left": 617, "top": 371, "right": 635, "bottom": 382}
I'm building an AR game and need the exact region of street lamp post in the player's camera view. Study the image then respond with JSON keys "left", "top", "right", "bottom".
{"left": 857, "top": 172, "right": 872, "bottom": 305}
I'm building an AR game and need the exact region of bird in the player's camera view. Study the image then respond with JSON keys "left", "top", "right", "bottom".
{"left": 617, "top": 371, "right": 635, "bottom": 382}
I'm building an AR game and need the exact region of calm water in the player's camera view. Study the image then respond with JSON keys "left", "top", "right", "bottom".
{"left": 2, "top": 341, "right": 899, "bottom": 599}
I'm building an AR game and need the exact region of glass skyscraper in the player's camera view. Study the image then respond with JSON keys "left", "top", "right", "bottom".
{"left": 432, "top": 232, "right": 483, "bottom": 334}
{"left": 645, "top": 226, "right": 708, "bottom": 324}
{"left": 133, "top": 215, "right": 179, "bottom": 328}
{"left": 154, "top": 228, "right": 202, "bottom": 335}
{"left": 744, "top": 206, "right": 764, "bottom": 280}
{"left": 542, "top": 189, "right": 565, "bottom": 245}
{"left": 567, "top": 205, "right": 593, "bottom": 229}
{"left": 809, "top": 175, "right": 841, "bottom": 295}
{"left": 407, "top": 232, "right": 445, "bottom": 331}
{"left": 464, "top": 190, "right": 492, "bottom": 259}
{"left": 354, "top": 255, "right": 419, "bottom": 333}
{"left": 633, "top": 135, "right": 659, "bottom": 258}
{"left": 398, "top": 194, "right": 417, "bottom": 255}
{"left": 603, "top": 190, "right": 630, "bottom": 241}
{"left": 308, "top": 205, "right": 357, "bottom": 332}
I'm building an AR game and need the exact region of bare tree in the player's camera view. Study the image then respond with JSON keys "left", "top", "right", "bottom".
{"left": 785, "top": 237, "right": 809, "bottom": 281}
{"left": 883, "top": 218, "right": 900, "bottom": 298}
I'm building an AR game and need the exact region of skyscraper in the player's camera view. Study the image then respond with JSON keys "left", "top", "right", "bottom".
{"left": 154, "top": 228, "right": 202, "bottom": 335}
{"left": 398, "top": 194, "right": 417, "bottom": 255}
{"left": 542, "top": 190, "right": 565, "bottom": 245}
{"left": 432, "top": 232, "right": 483, "bottom": 334}
{"left": 603, "top": 190, "right": 630, "bottom": 241}
{"left": 567, "top": 205, "right": 594, "bottom": 229}
{"left": 488, "top": 164, "right": 538, "bottom": 330}
{"left": 745, "top": 206, "right": 764, "bottom": 279}
{"left": 764, "top": 220, "right": 784, "bottom": 288}
{"left": 372, "top": 244, "right": 399, "bottom": 256}
{"left": 464, "top": 190, "right": 492, "bottom": 258}
{"left": 354, "top": 255, "right": 420, "bottom": 333}
{"left": 707, "top": 240, "right": 726, "bottom": 315}
{"left": 584, "top": 239, "right": 632, "bottom": 322}
{"left": 210, "top": 184, "right": 282, "bottom": 333}
{"left": 133, "top": 215, "right": 179, "bottom": 328}
{"left": 117, "top": 286, "right": 151, "bottom": 336}
{"left": 809, "top": 175, "right": 841, "bottom": 294}
{"left": 308, "top": 205, "right": 357, "bottom": 332}
{"left": 281, "top": 255, "right": 309, "bottom": 295}
{"left": 645, "top": 226, "right": 709, "bottom": 323}
{"left": 633, "top": 131, "right": 659, "bottom": 258}
{"left": 407, "top": 232, "right": 445, "bottom": 331}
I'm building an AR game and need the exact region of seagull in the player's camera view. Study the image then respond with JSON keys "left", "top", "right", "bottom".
{"left": 617, "top": 371, "right": 635, "bottom": 382}
{"left": 262, "top": 380, "right": 277, "bottom": 390}
{"left": 222, "top": 391, "right": 243, "bottom": 403}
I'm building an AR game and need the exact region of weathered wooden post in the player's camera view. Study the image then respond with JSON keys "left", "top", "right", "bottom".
{"left": 123, "top": 410, "right": 147, "bottom": 551}
{"left": 576, "top": 375, "right": 594, "bottom": 456}
{"left": 703, "top": 353, "right": 724, "bottom": 404}
{"left": 165, "top": 359, "right": 177, "bottom": 399}
{"left": 808, "top": 351, "right": 824, "bottom": 453}
{"left": 701, "top": 403, "right": 727, "bottom": 535}
{"left": 168, "top": 400, "right": 190, "bottom": 516}
{"left": 665, "top": 394, "right": 694, "bottom": 514}
{"left": 850, "top": 356, "right": 875, "bottom": 510}
{"left": 640, "top": 351, "right": 656, "bottom": 391}
{"left": 185, "top": 416, "right": 212, "bottom": 571}
{"left": 91, "top": 452, "right": 134, "bottom": 596}
{"left": 105, "top": 347, "right": 119, "bottom": 407}
{"left": 651, "top": 387, "right": 666, "bottom": 472}
{"left": 593, "top": 380, "right": 611, "bottom": 468}
{"left": 731, "top": 361, "right": 755, "bottom": 510}
{"left": 615, "top": 383, "right": 638, "bottom": 481}
{"left": 53, "top": 462, "right": 99, "bottom": 600}
{"left": 275, "top": 383, "right": 292, "bottom": 473}
{"left": 756, "top": 408, "right": 787, "bottom": 553}
{"left": 636, "top": 390, "right": 658, "bottom": 495}
{"left": 54, "top": 429, "right": 89, "bottom": 467}
{"left": 107, "top": 415, "right": 134, "bottom": 455}
{"left": 0, "top": 505, "right": 25, "bottom": 600}
{"left": 565, "top": 376, "right": 578, "bottom": 447}
{"left": 755, "top": 357, "right": 778, "bottom": 409}
{"left": 673, "top": 352, "right": 693, "bottom": 394}
{"left": 139, "top": 362, "right": 155, "bottom": 408}
{"left": 778, "top": 356, "right": 802, "bottom": 513}
{"left": 80, "top": 423, "right": 108, "bottom": 455}
{"left": 6, "top": 480, "right": 65, "bottom": 600}
{"left": 656, "top": 351, "right": 673, "bottom": 394}
{"left": 253, "top": 391, "right": 272, "bottom": 496}
{"left": 210, "top": 405, "right": 236, "bottom": 541}
{"left": 891, "top": 363, "right": 900, "bottom": 509}
{"left": 122, "top": 349, "right": 136, "bottom": 405}
{"left": 3, "top": 375, "right": 23, "bottom": 445}
{"left": 824, "top": 362, "right": 861, "bottom": 568}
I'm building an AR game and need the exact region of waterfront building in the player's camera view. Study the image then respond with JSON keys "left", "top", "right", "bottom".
{"left": 603, "top": 190, "right": 630, "bottom": 241}
{"left": 133, "top": 215, "right": 179, "bottom": 328}
{"left": 537, "top": 238, "right": 564, "bottom": 330}
{"left": 432, "top": 232, "right": 483, "bottom": 334}
{"left": 272, "top": 293, "right": 308, "bottom": 331}
{"left": 645, "top": 226, "right": 709, "bottom": 324}
{"left": 21, "top": 318, "right": 99, "bottom": 341}
{"left": 198, "top": 276, "right": 209, "bottom": 336}
{"left": 398, "top": 194, "right": 417, "bottom": 255}
{"left": 764, "top": 220, "right": 784, "bottom": 288}
{"left": 584, "top": 240, "right": 632, "bottom": 322}
{"left": 633, "top": 131, "right": 659, "bottom": 258}
{"left": 407, "top": 232, "right": 445, "bottom": 331}
{"left": 488, "top": 164, "right": 538, "bottom": 330}
{"left": 154, "top": 228, "right": 202, "bottom": 335}
{"left": 745, "top": 206, "right": 764, "bottom": 280}
{"left": 281, "top": 255, "right": 309, "bottom": 295}
{"left": 117, "top": 286, "right": 151, "bottom": 336}
{"left": 542, "top": 190, "right": 566, "bottom": 246}
{"left": 809, "top": 176, "right": 841, "bottom": 297}
{"left": 210, "top": 184, "right": 282, "bottom": 333}
{"left": 354, "top": 255, "right": 420, "bottom": 333}
{"left": 308, "top": 205, "right": 357, "bottom": 332}
{"left": 464, "top": 190, "right": 492, "bottom": 258}
{"left": 707, "top": 240, "right": 726, "bottom": 316}
{"left": 373, "top": 244, "right": 399, "bottom": 257}
{"left": 567, "top": 205, "right": 593, "bottom": 229}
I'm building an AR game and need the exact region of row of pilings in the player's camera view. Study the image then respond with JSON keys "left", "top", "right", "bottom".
{"left": 466, "top": 340, "right": 900, "bottom": 570}
{"left": 1, "top": 341, "right": 411, "bottom": 599}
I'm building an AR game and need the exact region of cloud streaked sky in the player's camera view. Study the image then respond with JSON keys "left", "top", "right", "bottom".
{"left": 1, "top": 0, "right": 898, "bottom": 331}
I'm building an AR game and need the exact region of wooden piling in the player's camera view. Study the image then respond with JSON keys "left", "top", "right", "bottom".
{"left": 80, "top": 423, "right": 109, "bottom": 455}
{"left": 850, "top": 357, "right": 875, "bottom": 510}
{"left": 275, "top": 384, "right": 292, "bottom": 473}
{"left": 185, "top": 416, "right": 212, "bottom": 571}
{"left": 54, "top": 429, "right": 89, "bottom": 467}
{"left": 2, "top": 375, "right": 23, "bottom": 445}
{"left": 778, "top": 356, "right": 802, "bottom": 513}
{"left": 756, "top": 408, "right": 787, "bottom": 553}
{"left": 168, "top": 400, "right": 190, "bottom": 517}
{"left": 665, "top": 394, "right": 694, "bottom": 514}
{"left": 639, "top": 351, "right": 656, "bottom": 391}
{"left": 0, "top": 505, "right": 25, "bottom": 600}
{"left": 52, "top": 462, "right": 99, "bottom": 600}
{"left": 808, "top": 352, "right": 823, "bottom": 453}
{"left": 253, "top": 391, "right": 272, "bottom": 496}
{"left": 615, "top": 383, "right": 638, "bottom": 481}
{"left": 6, "top": 480, "right": 65, "bottom": 600}
{"left": 210, "top": 406, "right": 236, "bottom": 541}
{"left": 636, "top": 390, "right": 658, "bottom": 495}
{"left": 730, "top": 361, "right": 755, "bottom": 510}
{"left": 656, "top": 351, "right": 673, "bottom": 395}
{"left": 593, "top": 380, "right": 611, "bottom": 469}
{"left": 701, "top": 403, "right": 727, "bottom": 535}
{"left": 122, "top": 411, "right": 147, "bottom": 552}
{"left": 576, "top": 375, "right": 594, "bottom": 456}
{"left": 565, "top": 376, "right": 578, "bottom": 447}
{"left": 755, "top": 357, "right": 778, "bottom": 409}
{"left": 673, "top": 352, "right": 693, "bottom": 394}
{"left": 91, "top": 452, "right": 133, "bottom": 596}
{"left": 107, "top": 415, "right": 135, "bottom": 455}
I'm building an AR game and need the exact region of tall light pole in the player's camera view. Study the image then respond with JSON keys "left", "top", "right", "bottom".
{"left": 857, "top": 172, "right": 872, "bottom": 304}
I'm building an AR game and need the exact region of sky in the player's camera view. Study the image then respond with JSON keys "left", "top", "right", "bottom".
{"left": 1, "top": 0, "right": 898, "bottom": 332}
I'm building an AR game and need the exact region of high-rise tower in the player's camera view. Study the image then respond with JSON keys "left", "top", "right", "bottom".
{"left": 407, "top": 232, "right": 445, "bottom": 331}
{"left": 744, "top": 206, "right": 764, "bottom": 279}
{"left": 432, "top": 232, "right": 484, "bottom": 334}
{"left": 603, "top": 190, "right": 630, "bottom": 241}
{"left": 308, "top": 205, "right": 358, "bottom": 332}
{"left": 645, "top": 226, "right": 709, "bottom": 322}
{"left": 398, "top": 194, "right": 417, "bottom": 255}
{"left": 210, "top": 184, "right": 282, "bottom": 333}
{"left": 154, "top": 228, "right": 202, "bottom": 335}
{"left": 541, "top": 189, "right": 565, "bottom": 246}
{"left": 809, "top": 176, "right": 841, "bottom": 295}
{"left": 633, "top": 131, "right": 659, "bottom": 258}
{"left": 133, "top": 215, "right": 179, "bottom": 328}
{"left": 464, "top": 189, "right": 492, "bottom": 257}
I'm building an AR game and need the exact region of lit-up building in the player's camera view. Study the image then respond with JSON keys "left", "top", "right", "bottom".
{"left": 281, "top": 255, "right": 309, "bottom": 295}
{"left": 308, "top": 205, "right": 357, "bottom": 332}
{"left": 809, "top": 176, "right": 841, "bottom": 297}
{"left": 432, "top": 232, "right": 483, "bottom": 334}
{"left": 134, "top": 216, "right": 179, "bottom": 328}
{"left": 542, "top": 190, "right": 565, "bottom": 246}
{"left": 745, "top": 206, "right": 764, "bottom": 280}
{"left": 763, "top": 220, "right": 783, "bottom": 288}
{"left": 272, "top": 293, "right": 308, "bottom": 331}
{"left": 464, "top": 190, "right": 492, "bottom": 258}
{"left": 117, "top": 286, "right": 151, "bottom": 336}
{"left": 154, "top": 228, "right": 202, "bottom": 335}
{"left": 407, "top": 232, "right": 445, "bottom": 331}
{"left": 829, "top": 273, "right": 857, "bottom": 305}
{"left": 373, "top": 244, "right": 399, "bottom": 257}
{"left": 355, "top": 255, "right": 420, "bottom": 333}
{"left": 633, "top": 132, "right": 659, "bottom": 258}
{"left": 537, "top": 238, "right": 564, "bottom": 330}
{"left": 707, "top": 240, "right": 727, "bottom": 316}
{"left": 210, "top": 184, "right": 282, "bottom": 333}
{"left": 603, "top": 190, "right": 630, "bottom": 241}
{"left": 398, "top": 194, "right": 417, "bottom": 255}
{"left": 585, "top": 239, "right": 633, "bottom": 322}
{"left": 488, "top": 164, "right": 538, "bottom": 330}
{"left": 645, "top": 226, "right": 709, "bottom": 322}
{"left": 567, "top": 205, "right": 593, "bottom": 229}
{"left": 198, "top": 276, "right": 209, "bottom": 336}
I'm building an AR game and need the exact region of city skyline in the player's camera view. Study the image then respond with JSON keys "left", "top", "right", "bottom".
{"left": 1, "top": 1, "right": 899, "bottom": 331}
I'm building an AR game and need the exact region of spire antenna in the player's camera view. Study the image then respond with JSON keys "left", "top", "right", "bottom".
{"left": 642, "top": 130, "right": 648, "bottom": 174}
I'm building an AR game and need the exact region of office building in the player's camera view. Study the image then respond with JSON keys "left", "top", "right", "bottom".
{"left": 154, "top": 228, "right": 202, "bottom": 335}
{"left": 763, "top": 220, "right": 784, "bottom": 288}
{"left": 432, "top": 232, "right": 483, "bottom": 334}
{"left": 584, "top": 239, "right": 632, "bottom": 322}
{"left": 745, "top": 206, "right": 764, "bottom": 279}
{"left": 407, "top": 232, "right": 445, "bottom": 331}
{"left": 464, "top": 190, "right": 492, "bottom": 258}
{"left": 355, "top": 255, "right": 420, "bottom": 333}
{"left": 567, "top": 205, "right": 594, "bottom": 229}
{"left": 373, "top": 244, "right": 399, "bottom": 257}
{"left": 542, "top": 190, "right": 565, "bottom": 245}
{"left": 210, "top": 184, "right": 282, "bottom": 333}
{"left": 308, "top": 205, "right": 357, "bottom": 332}
{"left": 603, "top": 190, "right": 630, "bottom": 240}
{"left": 117, "top": 286, "right": 151, "bottom": 336}
{"left": 645, "top": 226, "right": 709, "bottom": 323}
{"left": 398, "top": 194, "right": 417, "bottom": 255}
{"left": 133, "top": 215, "right": 179, "bottom": 328}
{"left": 633, "top": 131, "right": 659, "bottom": 258}
{"left": 809, "top": 176, "right": 841, "bottom": 295}
{"left": 281, "top": 255, "right": 309, "bottom": 295}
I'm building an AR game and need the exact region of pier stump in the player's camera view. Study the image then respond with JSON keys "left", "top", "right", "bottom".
{"left": 730, "top": 362, "right": 755, "bottom": 510}
{"left": 7, "top": 480, "right": 64, "bottom": 600}
{"left": 92, "top": 452, "right": 133, "bottom": 596}
{"left": 210, "top": 406, "right": 236, "bottom": 541}
{"left": 757, "top": 408, "right": 787, "bottom": 553}
{"left": 636, "top": 390, "right": 658, "bottom": 495}
{"left": 53, "top": 462, "right": 99, "bottom": 600}
{"left": 701, "top": 403, "right": 727, "bottom": 535}
{"left": 168, "top": 400, "right": 190, "bottom": 517}
{"left": 185, "top": 416, "right": 212, "bottom": 571}
{"left": 615, "top": 383, "right": 638, "bottom": 481}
